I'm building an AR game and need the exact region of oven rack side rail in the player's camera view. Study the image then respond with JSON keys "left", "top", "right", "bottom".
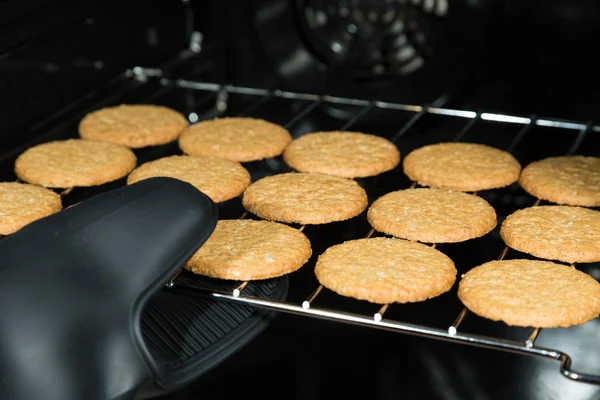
{"left": 157, "top": 76, "right": 600, "bottom": 136}
{"left": 166, "top": 282, "right": 597, "bottom": 385}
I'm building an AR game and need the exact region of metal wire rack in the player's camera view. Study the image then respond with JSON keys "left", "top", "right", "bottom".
{"left": 4, "top": 66, "right": 600, "bottom": 385}
{"left": 136, "top": 76, "right": 600, "bottom": 385}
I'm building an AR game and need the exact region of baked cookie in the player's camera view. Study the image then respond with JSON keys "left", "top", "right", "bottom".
{"left": 242, "top": 172, "right": 368, "bottom": 225}
{"left": 127, "top": 155, "right": 250, "bottom": 203}
{"left": 79, "top": 104, "right": 188, "bottom": 148}
{"left": 179, "top": 117, "right": 292, "bottom": 162}
{"left": 185, "top": 219, "right": 312, "bottom": 280}
{"left": 0, "top": 182, "right": 62, "bottom": 235}
{"left": 403, "top": 142, "right": 521, "bottom": 191}
{"left": 518, "top": 156, "right": 600, "bottom": 207}
{"left": 458, "top": 259, "right": 600, "bottom": 328}
{"left": 282, "top": 131, "right": 400, "bottom": 178}
{"left": 314, "top": 237, "right": 456, "bottom": 304}
{"left": 367, "top": 188, "right": 497, "bottom": 243}
{"left": 15, "top": 139, "right": 137, "bottom": 188}
{"left": 500, "top": 205, "right": 600, "bottom": 263}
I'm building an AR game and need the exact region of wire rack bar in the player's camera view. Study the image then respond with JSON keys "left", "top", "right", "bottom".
{"left": 452, "top": 113, "right": 481, "bottom": 141}
{"left": 160, "top": 78, "right": 600, "bottom": 133}
{"left": 166, "top": 282, "right": 598, "bottom": 384}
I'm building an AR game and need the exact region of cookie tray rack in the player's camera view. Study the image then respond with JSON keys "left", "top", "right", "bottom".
{"left": 8, "top": 58, "right": 599, "bottom": 384}
{"left": 156, "top": 76, "right": 600, "bottom": 385}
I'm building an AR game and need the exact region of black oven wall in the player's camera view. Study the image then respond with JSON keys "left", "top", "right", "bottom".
{"left": 0, "top": 0, "right": 224, "bottom": 154}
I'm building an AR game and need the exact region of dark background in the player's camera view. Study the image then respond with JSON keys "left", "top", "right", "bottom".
{"left": 2, "top": 1, "right": 600, "bottom": 399}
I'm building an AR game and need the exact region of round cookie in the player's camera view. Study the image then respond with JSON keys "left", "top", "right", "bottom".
{"left": 367, "top": 188, "right": 497, "bottom": 243}
{"left": 79, "top": 104, "right": 188, "bottom": 148}
{"left": 15, "top": 139, "right": 137, "bottom": 188}
{"left": 500, "top": 205, "right": 600, "bottom": 263}
{"left": 403, "top": 142, "right": 521, "bottom": 191}
{"left": 518, "top": 156, "right": 600, "bottom": 207}
{"left": 127, "top": 155, "right": 250, "bottom": 203}
{"left": 282, "top": 131, "right": 400, "bottom": 178}
{"left": 458, "top": 259, "right": 600, "bottom": 328}
{"left": 185, "top": 219, "right": 312, "bottom": 280}
{"left": 178, "top": 117, "right": 292, "bottom": 162}
{"left": 242, "top": 172, "right": 368, "bottom": 225}
{"left": 0, "top": 182, "right": 62, "bottom": 235}
{"left": 314, "top": 237, "right": 456, "bottom": 304}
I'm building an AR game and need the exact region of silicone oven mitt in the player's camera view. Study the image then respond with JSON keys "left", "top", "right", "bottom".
{"left": 0, "top": 177, "right": 218, "bottom": 400}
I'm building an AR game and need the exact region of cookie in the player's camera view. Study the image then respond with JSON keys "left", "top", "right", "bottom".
{"left": 178, "top": 117, "right": 292, "bottom": 162}
{"left": 518, "top": 156, "right": 600, "bottom": 207}
{"left": 458, "top": 259, "right": 600, "bottom": 328}
{"left": 500, "top": 205, "right": 600, "bottom": 263}
{"left": 185, "top": 219, "right": 312, "bottom": 280}
{"left": 15, "top": 139, "right": 137, "bottom": 188}
{"left": 0, "top": 182, "right": 62, "bottom": 235}
{"left": 282, "top": 131, "right": 400, "bottom": 178}
{"left": 127, "top": 155, "right": 250, "bottom": 203}
{"left": 367, "top": 188, "right": 497, "bottom": 243}
{"left": 403, "top": 142, "right": 521, "bottom": 191}
{"left": 314, "top": 237, "right": 456, "bottom": 304}
{"left": 79, "top": 104, "right": 188, "bottom": 148}
{"left": 242, "top": 172, "right": 368, "bottom": 225}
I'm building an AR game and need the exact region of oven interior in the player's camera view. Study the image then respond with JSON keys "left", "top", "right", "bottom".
{"left": 2, "top": 1, "right": 600, "bottom": 399}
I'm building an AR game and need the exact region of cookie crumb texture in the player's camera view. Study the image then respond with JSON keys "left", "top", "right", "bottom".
{"left": 15, "top": 139, "right": 137, "bottom": 188}
{"left": 500, "top": 205, "right": 600, "bottom": 263}
{"left": 403, "top": 142, "right": 521, "bottom": 191}
{"left": 79, "top": 104, "right": 188, "bottom": 148}
{"left": 185, "top": 219, "right": 312, "bottom": 280}
{"left": 315, "top": 237, "right": 457, "bottom": 304}
{"left": 283, "top": 131, "right": 400, "bottom": 178}
{"left": 242, "top": 172, "right": 368, "bottom": 225}
{"left": 458, "top": 259, "right": 600, "bottom": 328}
{"left": 519, "top": 156, "right": 600, "bottom": 207}
{"left": 127, "top": 155, "right": 250, "bottom": 203}
{"left": 0, "top": 182, "right": 62, "bottom": 235}
{"left": 179, "top": 117, "right": 292, "bottom": 162}
{"left": 368, "top": 188, "right": 496, "bottom": 243}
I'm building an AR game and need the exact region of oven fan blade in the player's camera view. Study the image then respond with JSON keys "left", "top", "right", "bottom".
{"left": 301, "top": 0, "right": 448, "bottom": 82}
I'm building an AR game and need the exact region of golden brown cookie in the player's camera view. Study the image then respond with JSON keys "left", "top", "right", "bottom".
{"left": 15, "top": 139, "right": 137, "bottom": 188}
{"left": 242, "top": 172, "right": 368, "bottom": 225}
{"left": 0, "top": 182, "right": 62, "bottom": 235}
{"left": 314, "top": 237, "right": 456, "bottom": 304}
{"left": 79, "top": 104, "right": 188, "bottom": 148}
{"left": 500, "top": 205, "right": 600, "bottom": 264}
{"left": 185, "top": 219, "right": 312, "bottom": 280}
{"left": 367, "top": 188, "right": 497, "bottom": 243}
{"left": 127, "top": 155, "right": 250, "bottom": 203}
{"left": 518, "top": 156, "right": 600, "bottom": 207}
{"left": 282, "top": 131, "right": 400, "bottom": 178}
{"left": 178, "top": 117, "right": 292, "bottom": 162}
{"left": 403, "top": 142, "right": 522, "bottom": 191}
{"left": 458, "top": 259, "right": 600, "bottom": 328}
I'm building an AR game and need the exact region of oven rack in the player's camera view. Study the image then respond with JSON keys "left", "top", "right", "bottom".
{"left": 5, "top": 65, "right": 599, "bottom": 384}
{"left": 147, "top": 76, "right": 600, "bottom": 385}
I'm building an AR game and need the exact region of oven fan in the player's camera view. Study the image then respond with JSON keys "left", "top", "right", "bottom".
{"left": 234, "top": 0, "right": 489, "bottom": 111}
{"left": 299, "top": 0, "right": 448, "bottom": 84}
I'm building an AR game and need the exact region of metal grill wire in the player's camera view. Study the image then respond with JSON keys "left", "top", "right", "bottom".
{"left": 38, "top": 78, "right": 599, "bottom": 385}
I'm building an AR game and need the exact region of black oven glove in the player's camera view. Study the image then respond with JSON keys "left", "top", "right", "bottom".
{"left": 0, "top": 177, "right": 218, "bottom": 400}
